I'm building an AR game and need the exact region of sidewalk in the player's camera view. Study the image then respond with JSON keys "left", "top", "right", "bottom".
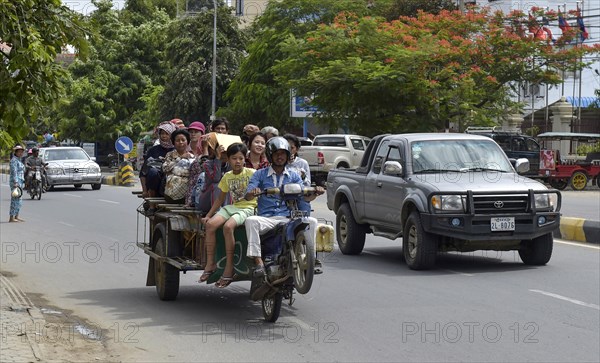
{"left": 0, "top": 272, "right": 45, "bottom": 362}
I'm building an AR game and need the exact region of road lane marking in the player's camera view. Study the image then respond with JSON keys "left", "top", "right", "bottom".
{"left": 58, "top": 221, "right": 74, "bottom": 227}
{"left": 555, "top": 239, "right": 600, "bottom": 250}
{"left": 441, "top": 269, "right": 475, "bottom": 277}
{"left": 97, "top": 199, "right": 120, "bottom": 204}
{"left": 62, "top": 193, "right": 82, "bottom": 198}
{"left": 529, "top": 289, "right": 600, "bottom": 310}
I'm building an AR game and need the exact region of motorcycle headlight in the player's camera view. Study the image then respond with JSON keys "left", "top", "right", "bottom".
{"left": 431, "top": 195, "right": 466, "bottom": 212}
{"left": 535, "top": 193, "right": 557, "bottom": 211}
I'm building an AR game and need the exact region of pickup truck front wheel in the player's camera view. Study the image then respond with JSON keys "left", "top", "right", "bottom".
{"left": 518, "top": 233, "right": 553, "bottom": 265}
{"left": 336, "top": 203, "right": 367, "bottom": 255}
{"left": 403, "top": 212, "right": 438, "bottom": 270}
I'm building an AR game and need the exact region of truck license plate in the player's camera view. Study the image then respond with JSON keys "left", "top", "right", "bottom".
{"left": 491, "top": 217, "right": 515, "bottom": 231}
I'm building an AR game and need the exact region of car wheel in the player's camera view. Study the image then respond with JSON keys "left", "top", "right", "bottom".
{"left": 336, "top": 203, "right": 367, "bottom": 255}
{"left": 518, "top": 233, "right": 553, "bottom": 265}
{"left": 403, "top": 211, "right": 438, "bottom": 270}
{"left": 92, "top": 183, "right": 101, "bottom": 190}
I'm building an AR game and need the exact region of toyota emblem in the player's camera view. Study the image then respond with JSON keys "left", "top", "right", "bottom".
{"left": 494, "top": 201, "right": 504, "bottom": 209}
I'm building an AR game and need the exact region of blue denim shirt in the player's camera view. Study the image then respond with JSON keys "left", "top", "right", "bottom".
{"left": 246, "top": 166, "right": 303, "bottom": 217}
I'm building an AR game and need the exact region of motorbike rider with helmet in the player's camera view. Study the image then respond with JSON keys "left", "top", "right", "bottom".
{"left": 25, "top": 147, "right": 48, "bottom": 192}
{"left": 244, "top": 137, "right": 325, "bottom": 276}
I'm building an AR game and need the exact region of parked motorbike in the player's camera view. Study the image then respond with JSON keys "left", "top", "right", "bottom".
{"left": 27, "top": 166, "right": 44, "bottom": 200}
{"left": 250, "top": 184, "right": 317, "bottom": 322}
{"left": 107, "top": 153, "right": 119, "bottom": 169}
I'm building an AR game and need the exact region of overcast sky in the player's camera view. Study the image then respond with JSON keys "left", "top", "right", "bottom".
{"left": 63, "top": 0, "right": 126, "bottom": 15}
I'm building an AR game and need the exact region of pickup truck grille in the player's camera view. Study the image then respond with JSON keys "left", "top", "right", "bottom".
{"left": 473, "top": 195, "right": 528, "bottom": 214}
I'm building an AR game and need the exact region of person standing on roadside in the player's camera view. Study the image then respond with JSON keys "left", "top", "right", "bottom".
{"left": 9, "top": 145, "right": 26, "bottom": 222}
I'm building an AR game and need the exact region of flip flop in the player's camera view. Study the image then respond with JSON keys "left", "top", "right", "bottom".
{"left": 215, "top": 274, "right": 236, "bottom": 288}
{"left": 198, "top": 269, "right": 215, "bottom": 283}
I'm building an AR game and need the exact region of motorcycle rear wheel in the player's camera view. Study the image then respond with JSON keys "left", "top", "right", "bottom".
{"left": 292, "top": 230, "right": 315, "bottom": 294}
{"left": 262, "top": 292, "right": 283, "bottom": 322}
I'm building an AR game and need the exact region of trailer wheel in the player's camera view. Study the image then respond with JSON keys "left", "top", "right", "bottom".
{"left": 262, "top": 292, "right": 283, "bottom": 322}
{"left": 519, "top": 233, "right": 553, "bottom": 265}
{"left": 570, "top": 171, "right": 588, "bottom": 191}
{"left": 403, "top": 211, "right": 438, "bottom": 270}
{"left": 549, "top": 178, "right": 568, "bottom": 190}
{"left": 336, "top": 203, "right": 367, "bottom": 255}
{"left": 153, "top": 224, "right": 180, "bottom": 301}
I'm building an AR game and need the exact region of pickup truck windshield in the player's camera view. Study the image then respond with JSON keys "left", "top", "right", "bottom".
{"left": 411, "top": 140, "right": 512, "bottom": 174}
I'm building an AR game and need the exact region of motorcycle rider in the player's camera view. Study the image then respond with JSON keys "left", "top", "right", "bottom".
{"left": 244, "top": 137, "right": 324, "bottom": 276}
{"left": 25, "top": 148, "right": 47, "bottom": 192}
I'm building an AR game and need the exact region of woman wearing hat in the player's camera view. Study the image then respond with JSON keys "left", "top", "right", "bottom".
{"left": 9, "top": 145, "right": 26, "bottom": 222}
{"left": 140, "top": 121, "right": 176, "bottom": 198}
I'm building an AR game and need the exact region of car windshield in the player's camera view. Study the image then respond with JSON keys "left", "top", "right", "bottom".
{"left": 45, "top": 149, "right": 90, "bottom": 161}
{"left": 411, "top": 139, "right": 513, "bottom": 173}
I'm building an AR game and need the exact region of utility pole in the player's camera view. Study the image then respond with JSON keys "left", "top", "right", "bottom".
{"left": 211, "top": 0, "right": 217, "bottom": 121}
{"left": 459, "top": 0, "right": 465, "bottom": 13}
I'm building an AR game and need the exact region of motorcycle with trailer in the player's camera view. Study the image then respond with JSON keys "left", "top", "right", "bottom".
{"left": 133, "top": 184, "right": 334, "bottom": 322}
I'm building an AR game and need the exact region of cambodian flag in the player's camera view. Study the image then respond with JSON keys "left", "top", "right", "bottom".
{"left": 576, "top": 11, "right": 589, "bottom": 41}
{"left": 558, "top": 11, "right": 570, "bottom": 33}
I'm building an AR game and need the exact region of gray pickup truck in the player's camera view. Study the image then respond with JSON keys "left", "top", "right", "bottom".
{"left": 326, "top": 133, "right": 561, "bottom": 270}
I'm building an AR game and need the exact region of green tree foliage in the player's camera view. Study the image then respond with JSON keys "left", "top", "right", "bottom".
{"left": 58, "top": 0, "right": 170, "bottom": 143}
{"left": 159, "top": 1, "right": 246, "bottom": 123}
{"left": 274, "top": 8, "right": 600, "bottom": 136}
{"left": 222, "top": 0, "right": 383, "bottom": 131}
{"left": 0, "top": 0, "right": 89, "bottom": 150}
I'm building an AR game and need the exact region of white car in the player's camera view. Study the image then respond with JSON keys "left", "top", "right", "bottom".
{"left": 40, "top": 147, "right": 102, "bottom": 190}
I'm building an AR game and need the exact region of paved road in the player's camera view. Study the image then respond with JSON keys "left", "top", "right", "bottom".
{"left": 0, "top": 184, "right": 598, "bottom": 362}
{"left": 558, "top": 190, "right": 600, "bottom": 221}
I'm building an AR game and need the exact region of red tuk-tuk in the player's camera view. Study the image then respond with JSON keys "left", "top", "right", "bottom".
{"left": 537, "top": 132, "right": 600, "bottom": 191}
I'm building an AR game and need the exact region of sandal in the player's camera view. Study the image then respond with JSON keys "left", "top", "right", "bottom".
{"left": 215, "top": 274, "right": 236, "bottom": 288}
{"left": 198, "top": 269, "right": 215, "bottom": 283}
{"left": 314, "top": 259, "right": 323, "bottom": 275}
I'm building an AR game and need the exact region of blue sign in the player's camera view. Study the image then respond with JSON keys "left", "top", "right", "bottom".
{"left": 115, "top": 136, "right": 134, "bottom": 155}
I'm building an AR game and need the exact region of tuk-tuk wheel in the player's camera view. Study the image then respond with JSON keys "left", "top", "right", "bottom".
{"left": 549, "top": 179, "right": 568, "bottom": 190}
{"left": 570, "top": 171, "right": 588, "bottom": 191}
{"left": 262, "top": 292, "right": 283, "bottom": 322}
{"left": 154, "top": 224, "right": 180, "bottom": 301}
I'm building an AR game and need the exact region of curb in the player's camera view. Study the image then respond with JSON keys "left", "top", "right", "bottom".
{"left": 554, "top": 217, "right": 600, "bottom": 244}
{"left": 0, "top": 273, "right": 47, "bottom": 362}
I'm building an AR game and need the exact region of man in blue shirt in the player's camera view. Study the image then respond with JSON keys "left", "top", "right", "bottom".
{"left": 244, "top": 137, "right": 324, "bottom": 276}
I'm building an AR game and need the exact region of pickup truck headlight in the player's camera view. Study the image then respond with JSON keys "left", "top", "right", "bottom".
{"left": 431, "top": 195, "right": 466, "bottom": 212}
{"left": 534, "top": 193, "right": 557, "bottom": 211}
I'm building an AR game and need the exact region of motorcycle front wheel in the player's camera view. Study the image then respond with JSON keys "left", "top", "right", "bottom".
{"left": 36, "top": 184, "right": 42, "bottom": 200}
{"left": 292, "top": 230, "right": 315, "bottom": 294}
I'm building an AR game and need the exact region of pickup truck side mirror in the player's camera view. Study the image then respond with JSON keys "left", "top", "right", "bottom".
{"left": 510, "top": 158, "right": 530, "bottom": 174}
{"left": 383, "top": 161, "right": 403, "bottom": 176}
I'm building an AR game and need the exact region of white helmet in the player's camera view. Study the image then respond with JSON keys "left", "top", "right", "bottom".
{"left": 11, "top": 187, "right": 22, "bottom": 198}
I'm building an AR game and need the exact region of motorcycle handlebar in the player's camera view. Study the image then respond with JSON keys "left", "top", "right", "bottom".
{"left": 260, "top": 186, "right": 317, "bottom": 196}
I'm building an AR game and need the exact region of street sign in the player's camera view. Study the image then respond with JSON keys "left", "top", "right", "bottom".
{"left": 290, "top": 89, "right": 319, "bottom": 118}
{"left": 115, "top": 136, "right": 133, "bottom": 155}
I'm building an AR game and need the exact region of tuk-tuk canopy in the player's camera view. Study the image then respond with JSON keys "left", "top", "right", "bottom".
{"left": 537, "top": 132, "right": 600, "bottom": 143}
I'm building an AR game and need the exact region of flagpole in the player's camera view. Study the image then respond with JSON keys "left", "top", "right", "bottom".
{"left": 577, "top": 1, "right": 584, "bottom": 134}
